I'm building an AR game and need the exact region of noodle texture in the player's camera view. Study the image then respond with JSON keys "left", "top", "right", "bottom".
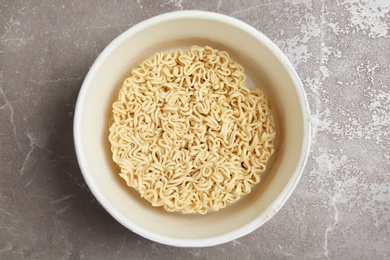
{"left": 109, "top": 46, "right": 275, "bottom": 214}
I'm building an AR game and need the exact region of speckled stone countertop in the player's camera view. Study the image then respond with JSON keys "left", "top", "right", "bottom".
{"left": 1, "top": 0, "right": 389, "bottom": 259}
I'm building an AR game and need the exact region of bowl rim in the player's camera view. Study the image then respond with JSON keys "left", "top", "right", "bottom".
{"left": 73, "top": 10, "right": 311, "bottom": 247}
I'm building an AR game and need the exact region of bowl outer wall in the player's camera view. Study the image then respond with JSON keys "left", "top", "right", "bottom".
{"left": 73, "top": 10, "right": 311, "bottom": 247}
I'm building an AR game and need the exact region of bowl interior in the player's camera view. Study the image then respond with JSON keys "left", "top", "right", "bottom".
{"left": 75, "top": 12, "right": 308, "bottom": 246}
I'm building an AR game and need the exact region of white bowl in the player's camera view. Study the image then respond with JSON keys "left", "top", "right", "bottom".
{"left": 74, "top": 10, "right": 311, "bottom": 247}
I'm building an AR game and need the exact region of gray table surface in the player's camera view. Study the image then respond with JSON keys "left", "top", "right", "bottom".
{"left": 1, "top": 0, "right": 389, "bottom": 259}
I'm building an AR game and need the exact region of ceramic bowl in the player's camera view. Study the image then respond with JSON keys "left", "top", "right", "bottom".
{"left": 74, "top": 10, "right": 311, "bottom": 247}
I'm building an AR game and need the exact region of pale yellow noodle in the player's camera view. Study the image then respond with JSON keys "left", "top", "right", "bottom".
{"left": 109, "top": 46, "right": 275, "bottom": 214}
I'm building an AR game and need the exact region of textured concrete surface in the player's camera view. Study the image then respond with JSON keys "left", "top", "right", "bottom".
{"left": 1, "top": 0, "right": 389, "bottom": 259}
